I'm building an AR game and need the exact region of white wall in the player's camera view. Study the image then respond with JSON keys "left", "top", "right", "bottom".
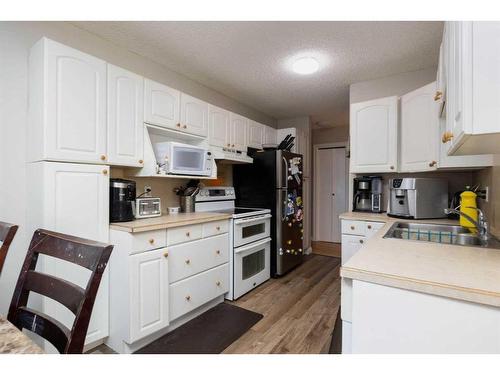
{"left": 0, "top": 21, "right": 275, "bottom": 315}
{"left": 312, "top": 126, "right": 349, "bottom": 145}
{"left": 350, "top": 67, "right": 437, "bottom": 104}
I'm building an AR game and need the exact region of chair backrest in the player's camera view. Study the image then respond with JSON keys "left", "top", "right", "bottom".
{"left": 7, "top": 229, "right": 113, "bottom": 354}
{"left": 0, "top": 221, "right": 19, "bottom": 274}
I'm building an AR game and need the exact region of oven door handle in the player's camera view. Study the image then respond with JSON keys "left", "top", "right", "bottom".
{"left": 234, "top": 237, "right": 271, "bottom": 255}
{"left": 234, "top": 214, "right": 272, "bottom": 225}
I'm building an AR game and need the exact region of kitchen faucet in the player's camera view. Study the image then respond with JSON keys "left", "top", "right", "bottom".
{"left": 444, "top": 207, "right": 489, "bottom": 242}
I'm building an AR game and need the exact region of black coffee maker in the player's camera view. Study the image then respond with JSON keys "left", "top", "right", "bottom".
{"left": 110, "top": 178, "right": 136, "bottom": 222}
{"left": 353, "top": 176, "right": 383, "bottom": 213}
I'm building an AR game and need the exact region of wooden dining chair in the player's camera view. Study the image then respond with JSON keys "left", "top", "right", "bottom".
{"left": 7, "top": 229, "right": 113, "bottom": 354}
{"left": 0, "top": 221, "right": 19, "bottom": 275}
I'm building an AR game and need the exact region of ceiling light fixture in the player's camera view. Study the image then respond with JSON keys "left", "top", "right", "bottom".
{"left": 292, "top": 57, "right": 319, "bottom": 75}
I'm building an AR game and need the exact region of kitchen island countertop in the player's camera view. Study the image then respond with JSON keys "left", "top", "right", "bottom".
{"left": 110, "top": 212, "right": 232, "bottom": 233}
{"left": 340, "top": 212, "right": 500, "bottom": 307}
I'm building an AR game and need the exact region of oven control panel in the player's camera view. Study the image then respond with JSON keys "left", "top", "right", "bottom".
{"left": 195, "top": 186, "right": 236, "bottom": 202}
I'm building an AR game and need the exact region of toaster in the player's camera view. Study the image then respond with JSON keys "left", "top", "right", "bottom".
{"left": 135, "top": 197, "right": 162, "bottom": 219}
{"left": 388, "top": 178, "right": 448, "bottom": 219}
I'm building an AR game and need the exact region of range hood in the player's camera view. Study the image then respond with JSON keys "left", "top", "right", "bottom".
{"left": 211, "top": 147, "right": 253, "bottom": 164}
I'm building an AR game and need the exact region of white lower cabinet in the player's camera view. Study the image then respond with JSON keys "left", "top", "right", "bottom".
{"left": 170, "top": 263, "right": 229, "bottom": 321}
{"left": 341, "top": 219, "right": 384, "bottom": 265}
{"left": 27, "top": 161, "right": 110, "bottom": 351}
{"left": 108, "top": 219, "right": 230, "bottom": 353}
{"left": 129, "top": 248, "right": 169, "bottom": 343}
{"left": 350, "top": 280, "right": 500, "bottom": 353}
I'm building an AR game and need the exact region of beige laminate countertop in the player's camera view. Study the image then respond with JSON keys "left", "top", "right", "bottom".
{"left": 339, "top": 212, "right": 500, "bottom": 307}
{"left": 109, "top": 212, "right": 232, "bottom": 233}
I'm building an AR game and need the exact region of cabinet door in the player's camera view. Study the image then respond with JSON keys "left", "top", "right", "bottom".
{"left": 107, "top": 64, "right": 144, "bottom": 167}
{"left": 209, "top": 105, "right": 230, "bottom": 148}
{"left": 264, "top": 126, "right": 277, "bottom": 145}
{"left": 129, "top": 248, "right": 169, "bottom": 343}
{"left": 341, "top": 234, "right": 365, "bottom": 266}
{"left": 400, "top": 82, "right": 439, "bottom": 172}
{"left": 144, "top": 79, "right": 180, "bottom": 130}
{"left": 44, "top": 39, "right": 107, "bottom": 163}
{"left": 180, "top": 93, "right": 208, "bottom": 137}
{"left": 445, "top": 22, "right": 466, "bottom": 152}
{"left": 350, "top": 96, "right": 398, "bottom": 173}
{"left": 247, "top": 120, "right": 264, "bottom": 149}
{"left": 40, "top": 162, "right": 109, "bottom": 348}
{"left": 230, "top": 113, "right": 248, "bottom": 152}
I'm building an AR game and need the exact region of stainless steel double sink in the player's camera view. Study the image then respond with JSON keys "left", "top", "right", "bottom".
{"left": 383, "top": 222, "right": 500, "bottom": 249}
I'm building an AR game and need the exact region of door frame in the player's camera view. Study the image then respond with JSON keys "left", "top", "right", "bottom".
{"left": 312, "top": 141, "right": 349, "bottom": 242}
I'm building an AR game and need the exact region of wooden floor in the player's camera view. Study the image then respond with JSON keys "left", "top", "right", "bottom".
{"left": 312, "top": 241, "right": 341, "bottom": 258}
{"left": 90, "top": 254, "right": 341, "bottom": 354}
{"left": 223, "top": 254, "right": 341, "bottom": 354}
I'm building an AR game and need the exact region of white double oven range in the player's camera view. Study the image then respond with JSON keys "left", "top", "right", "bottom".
{"left": 195, "top": 187, "right": 271, "bottom": 300}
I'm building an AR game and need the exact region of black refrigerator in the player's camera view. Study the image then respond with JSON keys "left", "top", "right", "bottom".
{"left": 234, "top": 149, "right": 304, "bottom": 277}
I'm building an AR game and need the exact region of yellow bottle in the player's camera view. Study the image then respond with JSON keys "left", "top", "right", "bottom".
{"left": 460, "top": 190, "right": 478, "bottom": 232}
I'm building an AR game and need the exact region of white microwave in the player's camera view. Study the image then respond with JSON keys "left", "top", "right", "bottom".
{"left": 154, "top": 141, "right": 213, "bottom": 176}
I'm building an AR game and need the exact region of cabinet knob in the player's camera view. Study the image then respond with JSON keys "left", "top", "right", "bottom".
{"left": 149, "top": 238, "right": 155, "bottom": 245}
{"left": 100, "top": 154, "right": 106, "bottom": 161}
{"left": 186, "top": 295, "right": 191, "bottom": 301}
{"left": 231, "top": 144, "right": 235, "bottom": 147}
{"left": 429, "top": 160, "right": 437, "bottom": 167}
{"left": 434, "top": 90, "right": 443, "bottom": 101}
{"left": 367, "top": 225, "right": 372, "bottom": 229}
{"left": 176, "top": 123, "right": 181, "bottom": 128}
{"left": 216, "top": 281, "right": 221, "bottom": 287}
{"left": 350, "top": 226, "right": 355, "bottom": 230}
{"left": 185, "top": 259, "right": 191, "bottom": 265}
{"left": 359, "top": 239, "right": 364, "bottom": 244}
{"left": 163, "top": 251, "right": 169, "bottom": 258}
{"left": 138, "top": 159, "right": 144, "bottom": 164}
{"left": 183, "top": 125, "right": 187, "bottom": 129}
{"left": 186, "top": 231, "right": 190, "bottom": 237}
{"left": 102, "top": 169, "right": 108, "bottom": 175}
{"left": 216, "top": 250, "right": 221, "bottom": 255}
{"left": 216, "top": 226, "right": 220, "bottom": 231}
{"left": 441, "top": 131, "right": 454, "bottom": 144}
{"left": 390, "top": 166, "right": 395, "bottom": 170}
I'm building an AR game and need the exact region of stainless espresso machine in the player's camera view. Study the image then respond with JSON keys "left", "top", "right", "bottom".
{"left": 353, "top": 176, "right": 383, "bottom": 213}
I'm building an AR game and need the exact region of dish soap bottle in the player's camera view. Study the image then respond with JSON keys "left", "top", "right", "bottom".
{"left": 460, "top": 187, "right": 478, "bottom": 232}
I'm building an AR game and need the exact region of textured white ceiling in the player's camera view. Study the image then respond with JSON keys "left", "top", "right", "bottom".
{"left": 75, "top": 21, "right": 443, "bottom": 127}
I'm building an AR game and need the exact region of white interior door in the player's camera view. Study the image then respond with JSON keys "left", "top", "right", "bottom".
{"left": 314, "top": 147, "right": 347, "bottom": 243}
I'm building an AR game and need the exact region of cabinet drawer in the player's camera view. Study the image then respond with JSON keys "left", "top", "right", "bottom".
{"left": 131, "top": 230, "right": 167, "bottom": 252}
{"left": 341, "top": 220, "right": 366, "bottom": 236}
{"left": 202, "top": 220, "right": 229, "bottom": 238}
{"left": 365, "top": 221, "right": 385, "bottom": 238}
{"left": 167, "top": 224, "right": 202, "bottom": 246}
{"left": 169, "top": 263, "right": 229, "bottom": 321}
{"left": 168, "top": 233, "right": 229, "bottom": 283}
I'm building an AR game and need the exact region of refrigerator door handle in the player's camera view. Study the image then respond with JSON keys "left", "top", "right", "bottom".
{"left": 282, "top": 156, "right": 289, "bottom": 191}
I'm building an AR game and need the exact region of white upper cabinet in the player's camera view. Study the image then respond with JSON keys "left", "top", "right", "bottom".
{"left": 107, "top": 64, "right": 144, "bottom": 167}
{"left": 230, "top": 113, "right": 248, "bottom": 152}
{"left": 144, "top": 79, "right": 180, "bottom": 130}
{"left": 264, "top": 126, "right": 277, "bottom": 145}
{"left": 247, "top": 120, "right": 264, "bottom": 149}
{"left": 400, "top": 82, "right": 438, "bottom": 172}
{"left": 350, "top": 96, "right": 398, "bottom": 173}
{"left": 208, "top": 105, "right": 230, "bottom": 148}
{"left": 28, "top": 38, "right": 107, "bottom": 163}
{"left": 180, "top": 93, "right": 208, "bottom": 137}
{"left": 444, "top": 21, "right": 500, "bottom": 156}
